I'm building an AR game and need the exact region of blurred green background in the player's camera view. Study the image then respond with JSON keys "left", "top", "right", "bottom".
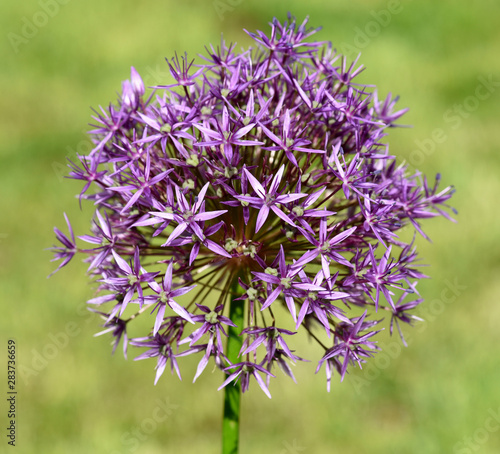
{"left": 1, "top": 0, "right": 499, "bottom": 453}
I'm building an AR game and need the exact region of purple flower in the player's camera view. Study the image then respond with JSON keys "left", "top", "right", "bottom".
{"left": 148, "top": 182, "right": 229, "bottom": 254}
{"left": 317, "top": 311, "right": 381, "bottom": 385}
{"left": 92, "top": 311, "right": 129, "bottom": 358}
{"left": 194, "top": 106, "right": 264, "bottom": 163}
{"left": 109, "top": 154, "right": 173, "bottom": 214}
{"left": 78, "top": 210, "right": 118, "bottom": 270}
{"left": 299, "top": 220, "right": 357, "bottom": 276}
{"left": 51, "top": 15, "right": 455, "bottom": 396}
{"left": 179, "top": 304, "right": 236, "bottom": 353}
{"left": 49, "top": 213, "right": 76, "bottom": 276}
{"left": 103, "top": 248, "right": 159, "bottom": 314}
{"left": 236, "top": 165, "right": 307, "bottom": 232}
{"left": 131, "top": 333, "right": 182, "bottom": 385}
{"left": 240, "top": 326, "right": 296, "bottom": 363}
{"left": 157, "top": 52, "right": 204, "bottom": 88}
{"left": 218, "top": 361, "right": 275, "bottom": 399}
{"left": 295, "top": 270, "right": 351, "bottom": 333}
{"left": 259, "top": 109, "right": 325, "bottom": 167}
{"left": 390, "top": 292, "right": 424, "bottom": 347}
{"left": 148, "top": 261, "right": 195, "bottom": 335}
{"left": 252, "top": 246, "right": 310, "bottom": 321}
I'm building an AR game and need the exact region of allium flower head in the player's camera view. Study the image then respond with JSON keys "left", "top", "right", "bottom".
{"left": 51, "top": 15, "right": 455, "bottom": 397}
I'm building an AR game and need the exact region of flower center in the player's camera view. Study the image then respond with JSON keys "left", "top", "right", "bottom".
{"left": 265, "top": 267, "right": 278, "bottom": 276}
{"left": 160, "top": 124, "right": 171, "bottom": 133}
{"left": 159, "top": 291, "right": 169, "bottom": 303}
{"left": 128, "top": 275, "right": 139, "bottom": 285}
{"left": 182, "top": 179, "right": 195, "bottom": 190}
{"left": 183, "top": 210, "right": 194, "bottom": 221}
{"left": 242, "top": 243, "right": 257, "bottom": 258}
{"left": 247, "top": 287, "right": 258, "bottom": 300}
{"left": 240, "top": 194, "right": 251, "bottom": 207}
{"left": 186, "top": 154, "right": 199, "bottom": 167}
{"left": 224, "top": 167, "right": 238, "bottom": 178}
{"left": 224, "top": 238, "right": 239, "bottom": 252}
{"left": 200, "top": 106, "right": 211, "bottom": 116}
{"left": 280, "top": 277, "right": 292, "bottom": 289}
{"left": 205, "top": 311, "right": 218, "bottom": 324}
{"left": 265, "top": 194, "right": 275, "bottom": 205}
{"left": 268, "top": 328, "right": 279, "bottom": 339}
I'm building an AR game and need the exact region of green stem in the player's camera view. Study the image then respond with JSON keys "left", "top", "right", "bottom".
{"left": 222, "top": 280, "right": 245, "bottom": 454}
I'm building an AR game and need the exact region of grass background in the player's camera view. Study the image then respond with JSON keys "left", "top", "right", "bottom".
{"left": 1, "top": 0, "right": 499, "bottom": 453}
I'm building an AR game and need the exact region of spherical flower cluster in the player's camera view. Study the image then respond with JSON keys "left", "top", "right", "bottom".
{"left": 51, "top": 16, "right": 455, "bottom": 397}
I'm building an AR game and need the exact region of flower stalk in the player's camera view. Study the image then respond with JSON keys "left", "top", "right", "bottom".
{"left": 222, "top": 280, "right": 245, "bottom": 454}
